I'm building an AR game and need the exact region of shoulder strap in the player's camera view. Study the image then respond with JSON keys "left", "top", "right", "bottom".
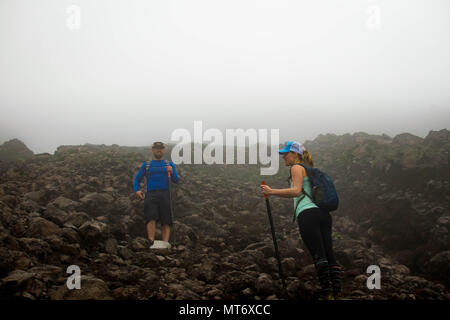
{"left": 293, "top": 169, "right": 316, "bottom": 220}
{"left": 145, "top": 161, "right": 151, "bottom": 175}
{"left": 294, "top": 189, "right": 315, "bottom": 211}
{"left": 293, "top": 189, "right": 316, "bottom": 222}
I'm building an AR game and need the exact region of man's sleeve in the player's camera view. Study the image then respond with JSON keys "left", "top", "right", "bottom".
{"left": 170, "top": 161, "right": 179, "bottom": 183}
{"left": 133, "top": 162, "right": 146, "bottom": 192}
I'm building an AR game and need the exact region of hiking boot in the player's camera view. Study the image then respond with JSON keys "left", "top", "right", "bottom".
{"left": 329, "top": 265, "right": 343, "bottom": 299}
{"left": 315, "top": 259, "right": 332, "bottom": 300}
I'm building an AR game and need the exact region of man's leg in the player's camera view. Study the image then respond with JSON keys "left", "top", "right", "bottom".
{"left": 161, "top": 189, "right": 173, "bottom": 243}
{"left": 144, "top": 191, "right": 158, "bottom": 244}
{"left": 162, "top": 224, "right": 171, "bottom": 242}
{"left": 146, "top": 220, "right": 156, "bottom": 241}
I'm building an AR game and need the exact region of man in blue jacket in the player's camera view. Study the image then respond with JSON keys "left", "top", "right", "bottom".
{"left": 133, "top": 142, "right": 179, "bottom": 246}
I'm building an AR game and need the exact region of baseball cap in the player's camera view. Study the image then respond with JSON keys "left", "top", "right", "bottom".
{"left": 152, "top": 142, "right": 165, "bottom": 149}
{"left": 278, "top": 141, "right": 305, "bottom": 155}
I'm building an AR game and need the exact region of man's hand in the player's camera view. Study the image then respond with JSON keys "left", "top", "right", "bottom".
{"left": 136, "top": 191, "right": 145, "bottom": 200}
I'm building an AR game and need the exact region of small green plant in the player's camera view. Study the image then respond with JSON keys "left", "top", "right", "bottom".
{"left": 332, "top": 231, "right": 345, "bottom": 240}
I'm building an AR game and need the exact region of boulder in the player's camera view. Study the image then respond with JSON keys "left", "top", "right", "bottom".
{"left": 281, "top": 257, "right": 297, "bottom": 276}
{"left": 49, "top": 196, "right": 81, "bottom": 212}
{"left": 392, "top": 133, "right": 423, "bottom": 145}
{"left": 0, "top": 139, "right": 33, "bottom": 161}
{"left": 49, "top": 275, "right": 113, "bottom": 300}
{"left": 0, "top": 248, "right": 16, "bottom": 277}
{"left": 392, "top": 264, "right": 410, "bottom": 276}
{"left": 79, "top": 193, "right": 114, "bottom": 216}
{"left": 27, "top": 217, "right": 61, "bottom": 238}
{"left": 64, "top": 212, "right": 90, "bottom": 228}
{"left": 24, "top": 191, "right": 46, "bottom": 203}
{"left": 0, "top": 269, "right": 45, "bottom": 298}
{"left": 0, "top": 195, "right": 18, "bottom": 209}
{"left": 254, "top": 273, "right": 274, "bottom": 296}
{"left": 60, "top": 227, "right": 80, "bottom": 244}
{"left": 17, "top": 238, "right": 51, "bottom": 258}
{"left": 130, "top": 237, "right": 150, "bottom": 251}
{"left": 118, "top": 246, "right": 134, "bottom": 260}
{"left": 78, "top": 220, "right": 110, "bottom": 244}
{"left": 28, "top": 265, "right": 63, "bottom": 282}
{"left": 427, "top": 251, "right": 450, "bottom": 284}
{"left": 42, "top": 205, "right": 67, "bottom": 226}
{"left": 190, "top": 262, "right": 216, "bottom": 283}
{"left": 104, "top": 238, "right": 118, "bottom": 255}
{"left": 133, "top": 251, "right": 160, "bottom": 267}
{"left": 1, "top": 270, "right": 34, "bottom": 284}
{"left": 167, "top": 283, "right": 200, "bottom": 300}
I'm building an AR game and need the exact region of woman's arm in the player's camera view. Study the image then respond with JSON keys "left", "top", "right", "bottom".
{"left": 261, "top": 165, "right": 305, "bottom": 198}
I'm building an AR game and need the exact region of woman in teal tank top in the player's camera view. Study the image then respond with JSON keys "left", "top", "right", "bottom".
{"left": 260, "top": 141, "right": 342, "bottom": 300}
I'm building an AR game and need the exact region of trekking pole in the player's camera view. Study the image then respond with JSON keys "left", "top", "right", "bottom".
{"left": 165, "top": 160, "right": 176, "bottom": 246}
{"left": 261, "top": 181, "right": 286, "bottom": 290}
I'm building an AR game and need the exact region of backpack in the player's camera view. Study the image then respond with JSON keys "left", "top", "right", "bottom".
{"left": 145, "top": 161, "right": 151, "bottom": 183}
{"left": 291, "top": 163, "right": 339, "bottom": 216}
{"left": 144, "top": 160, "right": 170, "bottom": 182}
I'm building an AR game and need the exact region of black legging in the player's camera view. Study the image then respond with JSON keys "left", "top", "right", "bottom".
{"left": 297, "top": 207, "right": 337, "bottom": 266}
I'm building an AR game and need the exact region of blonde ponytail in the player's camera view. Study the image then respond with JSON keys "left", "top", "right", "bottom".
{"left": 295, "top": 149, "right": 314, "bottom": 167}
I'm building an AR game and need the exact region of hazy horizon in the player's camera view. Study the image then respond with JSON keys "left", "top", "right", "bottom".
{"left": 1, "top": 127, "right": 448, "bottom": 155}
{"left": 1, "top": 0, "right": 449, "bottom": 154}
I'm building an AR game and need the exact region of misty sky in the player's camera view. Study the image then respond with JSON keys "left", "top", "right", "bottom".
{"left": 1, "top": 0, "right": 449, "bottom": 154}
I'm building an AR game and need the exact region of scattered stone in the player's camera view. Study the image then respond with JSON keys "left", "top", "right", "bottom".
{"left": 27, "top": 217, "right": 61, "bottom": 238}
{"left": 78, "top": 220, "right": 109, "bottom": 243}
{"left": 1, "top": 140, "right": 449, "bottom": 300}
{"left": 49, "top": 275, "right": 113, "bottom": 300}
{"left": 104, "top": 238, "right": 118, "bottom": 255}
{"left": 255, "top": 273, "right": 274, "bottom": 296}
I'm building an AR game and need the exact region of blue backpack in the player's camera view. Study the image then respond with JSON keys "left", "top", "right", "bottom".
{"left": 144, "top": 160, "right": 171, "bottom": 183}
{"left": 292, "top": 164, "right": 339, "bottom": 215}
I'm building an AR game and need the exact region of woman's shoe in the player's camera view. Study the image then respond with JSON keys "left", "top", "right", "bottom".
{"left": 315, "top": 259, "right": 332, "bottom": 301}
{"left": 330, "top": 265, "right": 343, "bottom": 298}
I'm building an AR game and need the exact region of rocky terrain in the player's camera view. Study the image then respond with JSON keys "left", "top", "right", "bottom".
{"left": 0, "top": 130, "right": 449, "bottom": 300}
{"left": 0, "top": 139, "right": 33, "bottom": 162}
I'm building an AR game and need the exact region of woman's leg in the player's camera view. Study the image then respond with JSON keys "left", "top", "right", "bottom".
{"left": 319, "top": 210, "right": 342, "bottom": 297}
{"left": 319, "top": 210, "right": 337, "bottom": 265}
{"left": 297, "top": 210, "right": 325, "bottom": 261}
{"left": 297, "top": 208, "right": 331, "bottom": 298}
